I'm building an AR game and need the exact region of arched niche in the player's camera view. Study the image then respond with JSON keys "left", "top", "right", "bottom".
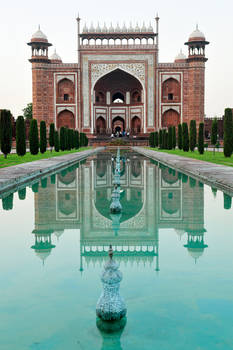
{"left": 57, "top": 78, "right": 75, "bottom": 104}
{"left": 57, "top": 109, "right": 75, "bottom": 129}
{"left": 96, "top": 116, "right": 106, "bottom": 134}
{"left": 162, "top": 109, "right": 180, "bottom": 128}
{"left": 162, "top": 78, "right": 180, "bottom": 103}
{"left": 112, "top": 116, "right": 125, "bottom": 133}
{"left": 131, "top": 116, "right": 141, "bottom": 134}
{"left": 162, "top": 190, "right": 180, "bottom": 215}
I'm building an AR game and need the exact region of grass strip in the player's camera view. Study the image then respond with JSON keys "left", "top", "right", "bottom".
{"left": 148, "top": 148, "right": 233, "bottom": 167}
{"left": 0, "top": 147, "right": 91, "bottom": 169}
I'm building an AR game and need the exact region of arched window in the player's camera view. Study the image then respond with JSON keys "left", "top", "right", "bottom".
{"left": 112, "top": 92, "right": 124, "bottom": 103}
{"left": 162, "top": 78, "right": 180, "bottom": 103}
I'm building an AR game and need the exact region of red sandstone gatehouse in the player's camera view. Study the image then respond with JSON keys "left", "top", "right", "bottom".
{"left": 27, "top": 17, "right": 209, "bottom": 137}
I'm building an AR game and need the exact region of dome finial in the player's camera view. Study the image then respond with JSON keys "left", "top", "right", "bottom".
{"left": 109, "top": 245, "right": 113, "bottom": 260}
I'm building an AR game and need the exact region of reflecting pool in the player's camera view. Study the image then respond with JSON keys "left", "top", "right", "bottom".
{"left": 1, "top": 150, "right": 233, "bottom": 349}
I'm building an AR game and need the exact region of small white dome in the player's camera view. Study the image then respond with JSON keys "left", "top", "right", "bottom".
{"left": 109, "top": 22, "right": 114, "bottom": 32}
{"left": 35, "top": 250, "right": 51, "bottom": 262}
{"left": 148, "top": 21, "right": 153, "bottom": 32}
{"left": 102, "top": 22, "right": 107, "bottom": 33}
{"left": 175, "top": 49, "right": 186, "bottom": 61}
{"left": 135, "top": 22, "right": 140, "bottom": 32}
{"left": 122, "top": 22, "right": 127, "bottom": 32}
{"left": 129, "top": 22, "right": 134, "bottom": 32}
{"left": 189, "top": 25, "right": 205, "bottom": 40}
{"left": 188, "top": 248, "right": 204, "bottom": 260}
{"left": 116, "top": 22, "right": 121, "bottom": 32}
{"left": 83, "top": 23, "right": 88, "bottom": 33}
{"left": 32, "top": 25, "right": 47, "bottom": 40}
{"left": 96, "top": 22, "right": 101, "bottom": 32}
{"left": 50, "top": 49, "right": 62, "bottom": 61}
{"left": 89, "top": 22, "right": 95, "bottom": 32}
{"left": 141, "top": 21, "right": 147, "bottom": 32}
{"left": 175, "top": 229, "right": 186, "bottom": 238}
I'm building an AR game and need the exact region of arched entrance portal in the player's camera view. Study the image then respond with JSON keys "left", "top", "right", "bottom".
{"left": 96, "top": 116, "right": 106, "bottom": 134}
{"left": 131, "top": 116, "right": 141, "bottom": 134}
{"left": 94, "top": 69, "right": 143, "bottom": 135}
{"left": 162, "top": 109, "right": 180, "bottom": 128}
{"left": 112, "top": 116, "right": 125, "bottom": 133}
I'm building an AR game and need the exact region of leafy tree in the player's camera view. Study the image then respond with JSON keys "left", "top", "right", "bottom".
{"left": 189, "top": 120, "right": 197, "bottom": 152}
{"left": 182, "top": 122, "right": 189, "bottom": 152}
{"left": 178, "top": 124, "right": 183, "bottom": 150}
{"left": 23, "top": 102, "right": 33, "bottom": 120}
{"left": 172, "top": 126, "right": 176, "bottom": 149}
{"left": 0, "top": 109, "right": 12, "bottom": 158}
{"left": 198, "top": 123, "right": 204, "bottom": 154}
{"left": 60, "top": 127, "right": 66, "bottom": 151}
{"left": 49, "top": 123, "right": 55, "bottom": 152}
{"left": 29, "top": 119, "right": 39, "bottom": 155}
{"left": 40, "top": 121, "right": 47, "bottom": 154}
{"left": 159, "top": 129, "right": 163, "bottom": 148}
{"left": 168, "top": 127, "right": 173, "bottom": 150}
{"left": 223, "top": 108, "right": 233, "bottom": 157}
{"left": 18, "top": 188, "right": 26, "bottom": 200}
{"left": 54, "top": 130, "right": 60, "bottom": 152}
{"left": 154, "top": 131, "right": 158, "bottom": 147}
{"left": 16, "top": 116, "right": 26, "bottom": 156}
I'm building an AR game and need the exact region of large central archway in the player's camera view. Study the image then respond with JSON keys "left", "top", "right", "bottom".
{"left": 93, "top": 69, "right": 144, "bottom": 134}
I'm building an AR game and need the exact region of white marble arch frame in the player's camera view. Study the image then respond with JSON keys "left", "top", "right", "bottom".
{"left": 91, "top": 67, "right": 146, "bottom": 133}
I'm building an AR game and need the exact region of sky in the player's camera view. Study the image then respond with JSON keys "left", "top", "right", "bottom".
{"left": 0, "top": 0, "right": 232, "bottom": 118}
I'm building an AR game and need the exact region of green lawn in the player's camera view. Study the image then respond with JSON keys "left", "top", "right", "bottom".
{"left": 148, "top": 148, "right": 233, "bottom": 167}
{"left": 0, "top": 147, "right": 91, "bottom": 168}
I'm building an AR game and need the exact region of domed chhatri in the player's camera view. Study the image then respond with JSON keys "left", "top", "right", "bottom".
{"left": 31, "top": 25, "right": 48, "bottom": 42}
{"left": 50, "top": 49, "right": 62, "bottom": 63}
{"left": 188, "top": 24, "right": 205, "bottom": 41}
{"left": 174, "top": 49, "right": 186, "bottom": 62}
{"left": 96, "top": 245, "right": 127, "bottom": 321}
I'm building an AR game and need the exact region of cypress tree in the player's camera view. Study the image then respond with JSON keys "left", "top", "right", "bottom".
{"left": 2, "top": 193, "right": 13, "bottom": 210}
{"left": 162, "top": 129, "right": 166, "bottom": 149}
{"left": 172, "top": 126, "right": 176, "bottom": 149}
{"left": 41, "top": 178, "right": 47, "bottom": 188}
{"left": 223, "top": 108, "right": 233, "bottom": 157}
{"left": 154, "top": 131, "right": 158, "bottom": 147}
{"left": 182, "top": 122, "right": 189, "bottom": 152}
{"left": 168, "top": 126, "right": 173, "bottom": 150}
{"left": 149, "top": 132, "right": 154, "bottom": 147}
{"left": 0, "top": 109, "right": 12, "bottom": 158}
{"left": 18, "top": 188, "right": 26, "bottom": 200}
{"left": 84, "top": 133, "right": 88, "bottom": 146}
{"left": 189, "top": 120, "right": 197, "bottom": 152}
{"left": 74, "top": 131, "right": 80, "bottom": 149}
{"left": 165, "top": 132, "right": 169, "bottom": 149}
{"left": 198, "top": 123, "right": 204, "bottom": 154}
{"left": 65, "top": 127, "right": 69, "bottom": 150}
{"left": 29, "top": 119, "right": 39, "bottom": 155}
{"left": 50, "top": 174, "right": 56, "bottom": 184}
{"left": 67, "top": 129, "right": 72, "bottom": 150}
{"left": 178, "top": 124, "right": 183, "bottom": 150}
{"left": 54, "top": 130, "right": 60, "bottom": 152}
{"left": 80, "top": 132, "right": 83, "bottom": 147}
{"left": 60, "top": 127, "right": 66, "bottom": 151}
{"left": 223, "top": 193, "right": 232, "bottom": 210}
{"left": 159, "top": 129, "right": 163, "bottom": 148}
{"left": 40, "top": 120, "right": 47, "bottom": 154}
{"left": 49, "top": 123, "right": 55, "bottom": 152}
{"left": 16, "top": 115, "right": 26, "bottom": 156}
{"left": 71, "top": 129, "right": 75, "bottom": 149}
{"left": 211, "top": 117, "right": 218, "bottom": 154}
{"left": 32, "top": 182, "right": 39, "bottom": 193}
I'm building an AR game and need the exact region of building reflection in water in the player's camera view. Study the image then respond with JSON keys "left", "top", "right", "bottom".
{"left": 31, "top": 151, "right": 207, "bottom": 268}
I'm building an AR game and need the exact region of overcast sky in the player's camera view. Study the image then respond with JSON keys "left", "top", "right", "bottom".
{"left": 1, "top": 0, "right": 232, "bottom": 118}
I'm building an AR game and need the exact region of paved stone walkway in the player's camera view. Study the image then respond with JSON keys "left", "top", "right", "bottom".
{"left": 0, "top": 148, "right": 104, "bottom": 195}
{"left": 134, "top": 147, "right": 233, "bottom": 196}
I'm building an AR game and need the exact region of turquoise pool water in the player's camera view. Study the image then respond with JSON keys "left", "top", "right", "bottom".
{"left": 0, "top": 150, "right": 233, "bottom": 350}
